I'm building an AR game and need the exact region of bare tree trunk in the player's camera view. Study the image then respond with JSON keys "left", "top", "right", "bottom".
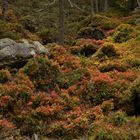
{"left": 91, "top": 0, "right": 95, "bottom": 17}
{"left": 99, "top": 0, "right": 102, "bottom": 12}
{"left": 103, "top": 0, "right": 108, "bottom": 13}
{"left": 95, "top": 0, "right": 99, "bottom": 13}
{"left": 58, "top": 0, "right": 64, "bottom": 45}
{"left": 137, "top": 0, "right": 140, "bottom": 7}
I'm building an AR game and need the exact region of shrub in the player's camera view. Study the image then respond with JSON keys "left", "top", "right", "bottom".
{"left": 80, "top": 15, "right": 119, "bottom": 31}
{"left": 50, "top": 45, "right": 67, "bottom": 59}
{"left": 111, "top": 111, "right": 127, "bottom": 126}
{"left": 50, "top": 50, "right": 81, "bottom": 73}
{"left": 20, "top": 16, "right": 37, "bottom": 33}
{"left": 78, "top": 27, "right": 105, "bottom": 40}
{"left": 99, "top": 62, "right": 129, "bottom": 72}
{"left": 101, "top": 100, "right": 114, "bottom": 115}
{"left": 0, "top": 20, "right": 17, "bottom": 39}
{"left": 21, "top": 56, "right": 60, "bottom": 91}
{"left": 85, "top": 72, "right": 115, "bottom": 105}
{"left": 70, "top": 44, "right": 98, "bottom": 57}
{"left": 113, "top": 24, "right": 133, "bottom": 43}
{"left": 124, "top": 78, "right": 140, "bottom": 115}
{"left": 57, "top": 68, "right": 90, "bottom": 89}
{"left": 93, "top": 43, "right": 118, "bottom": 61}
{"left": 0, "top": 119, "right": 15, "bottom": 131}
{"left": 37, "top": 28, "right": 55, "bottom": 44}
{"left": 47, "top": 121, "right": 67, "bottom": 138}
{"left": 0, "top": 69, "right": 11, "bottom": 83}
{"left": 127, "top": 58, "right": 140, "bottom": 68}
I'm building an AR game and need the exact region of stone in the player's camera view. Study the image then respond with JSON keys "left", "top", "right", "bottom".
{"left": 0, "top": 38, "right": 49, "bottom": 67}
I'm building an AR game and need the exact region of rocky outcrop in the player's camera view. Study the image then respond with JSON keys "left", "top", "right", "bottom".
{"left": 0, "top": 38, "right": 49, "bottom": 67}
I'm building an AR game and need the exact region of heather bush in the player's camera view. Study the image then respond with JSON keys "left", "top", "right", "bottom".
{"left": 99, "top": 62, "right": 129, "bottom": 72}
{"left": 80, "top": 15, "right": 118, "bottom": 31}
{"left": 0, "top": 69, "right": 11, "bottom": 83}
{"left": 113, "top": 24, "right": 133, "bottom": 43}
{"left": 37, "top": 28, "right": 55, "bottom": 44}
{"left": 123, "top": 78, "right": 140, "bottom": 115}
{"left": 57, "top": 68, "right": 90, "bottom": 89}
{"left": 111, "top": 111, "right": 127, "bottom": 127}
{"left": 22, "top": 56, "right": 60, "bottom": 91}
{"left": 93, "top": 43, "right": 118, "bottom": 61}
{"left": 85, "top": 72, "right": 115, "bottom": 105}
{"left": 70, "top": 44, "right": 98, "bottom": 57}
{"left": 0, "top": 20, "right": 18, "bottom": 39}
{"left": 78, "top": 27, "right": 105, "bottom": 40}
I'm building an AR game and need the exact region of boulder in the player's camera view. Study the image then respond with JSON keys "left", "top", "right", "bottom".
{"left": 0, "top": 38, "right": 49, "bottom": 67}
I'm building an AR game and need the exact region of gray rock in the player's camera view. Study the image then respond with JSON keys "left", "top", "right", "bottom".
{"left": 0, "top": 38, "right": 49, "bottom": 67}
{"left": 33, "top": 41, "right": 49, "bottom": 54}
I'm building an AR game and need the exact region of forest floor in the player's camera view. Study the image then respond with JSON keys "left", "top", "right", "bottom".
{"left": 0, "top": 5, "right": 140, "bottom": 140}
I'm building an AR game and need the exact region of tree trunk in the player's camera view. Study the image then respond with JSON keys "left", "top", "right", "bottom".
{"left": 95, "top": 0, "right": 99, "bottom": 13}
{"left": 137, "top": 0, "right": 140, "bottom": 7}
{"left": 91, "top": 0, "right": 95, "bottom": 17}
{"left": 58, "top": 0, "right": 64, "bottom": 45}
{"left": 103, "top": 0, "right": 108, "bottom": 13}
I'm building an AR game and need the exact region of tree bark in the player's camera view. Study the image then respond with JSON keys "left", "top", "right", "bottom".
{"left": 95, "top": 0, "right": 99, "bottom": 13}
{"left": 91, "top": 0, "right": 95, "bottom": 17}
{"left": 103, "top": 0, "right": 108, "bottom": 13}
{"left": 137, "top": 0, "right": 140, "bottom": 7}
{"left": 58, "top": 0, "right": 64, "bottom": 45}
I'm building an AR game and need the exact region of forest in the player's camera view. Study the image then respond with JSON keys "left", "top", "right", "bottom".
{"left": 0, "top": 0, "right": 140, "bottom": 140}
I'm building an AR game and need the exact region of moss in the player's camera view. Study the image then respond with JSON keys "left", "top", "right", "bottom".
{"left": 127, "top": 58, "right": 140, "bottom": 68}
{"left": 111, "top": 111, "right": 127, "bottom": 127}
{"left": 57, "top": 68, "right": 89, "bottom": 89}
{"left": 78, "top": 27, "right": 105, "bottom": 40}
{"left": 119, "top": 77, "right": 140, "bottom": 115}
{"left": 80, "top": 15, "right": 119, "bottom": 31}
{"left": 93, "top": 43, "right": 118, "bottom": 61}
{"left": 37, "top": 28, "right": 56, "bottom": 44}
{"left": 70, "top": 44, "right": 98, "bottom": 57}
{"left": 20, "top": 16, "right": 37, "bottom": 33}
{"left": 0, "top": 20, "right": 18, "bottom": 39}
{"left": 113, "top": 24, "right": 133, "bottom": 43}
{"left": 86, "top": 80, "right": 114, "bottom": 105}
{"left": 99, "top": 62, "right": 129, "bottom": 72}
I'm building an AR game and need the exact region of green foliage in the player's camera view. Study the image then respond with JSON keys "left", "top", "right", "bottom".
{"left": 57, "top": 68, "right": 89, "bottom": 89}
{"left": 0, "top": 69, "right": 11, "bottom": 83}
{"left": 20, "top": 16, "right": 37, "bottom": 33}
{"left": 111, "top": 111, "right": 127, "bottom": 126}
{"left": 0, "top": 1, "right": 140, "bottom": 139}
{"left": 80, "top": 15, "right": 119, "bottom": 31}
{"left": 99, "top": 62, "right": 129, "bottom": 72}
{"left": 70, "top": 44, "right": 98, "bottom": 57}
{"left": 22, "top": 56, "right": 60, "bottom": 91}
{"left": 124, "top": 78, "right": 140, "bottom": 115}
{"left": 78, "top": 27, "right": 105, "bottom": 40}
{"left": 113, "top": 24, "right": 133, "bottom": 43}
{"left": 37, "top": 28, "right": 56, "bottom": 44}
{"left": 0, "top": 20, "right": 18, "bottom": 39}
{"left": 93, "top": 43, "right": 118, "bottom": 61}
